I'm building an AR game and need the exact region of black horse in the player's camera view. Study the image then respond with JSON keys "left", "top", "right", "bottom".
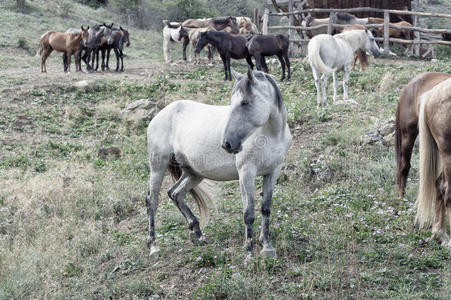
{"left": 96, "top": 26, "right": 130, "bottom": 72}
{"left": 195, "top": 31, "right": 255, "bottom": 81}
{"left": 246, "top": 34, "right": 291, "bottom": 81}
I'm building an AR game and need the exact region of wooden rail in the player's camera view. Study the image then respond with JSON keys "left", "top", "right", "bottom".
{"left": 263, "top": 6, "right": 451, "bottom": 57}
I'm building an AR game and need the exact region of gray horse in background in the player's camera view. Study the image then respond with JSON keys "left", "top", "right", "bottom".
{"left": 145, "top": 68, "right": 292, "bottom": 259}
{"left": 308, "top": 29, "right": 380, "bottom": 107}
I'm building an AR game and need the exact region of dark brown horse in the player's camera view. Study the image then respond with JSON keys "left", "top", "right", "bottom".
{"left": 195, "top": 31, "right": 254, "bottom": 81}
{"left": 395, "top": 72, "right": 451, "bottom": 198}
{"left": 415, "top": 78, "right": 451, "bottom": 247}
{"left": 37, "top": 27, "right": 89, "bottom": 73}
{"left": 246, "top": 34, "right": 290, "bottom": 81}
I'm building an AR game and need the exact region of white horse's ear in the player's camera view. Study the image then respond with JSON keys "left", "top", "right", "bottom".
{"left": 247, "top": 66, "right": 254, "bottom": 82}
{"left": 231, "top": 69, "right": 243, "bottom": 81}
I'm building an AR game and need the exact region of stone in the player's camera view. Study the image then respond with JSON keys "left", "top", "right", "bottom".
{"left": 98, "top": 147, "right": 121, "bottom": 159}
{"left": 362, "top": 118, "right": 395, "bottom": 146}
{"left": 118, "top": 99, "right": 162, "bottom": 123}
{"left": 379, "top": 72, "right": 396, "bottom": 92}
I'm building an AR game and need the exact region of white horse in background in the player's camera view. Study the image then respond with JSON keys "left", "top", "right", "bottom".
{"left": 307, "top": 29, "right": 380, "bottom": 107}
{"left": 145, "top": 68, "right": 292, "bottom": 259}
{"left": 162, "top": 20, "right": 188, "bottom": 63}
{"left": 186, "top": 27, "right": 216, "bottom": 65}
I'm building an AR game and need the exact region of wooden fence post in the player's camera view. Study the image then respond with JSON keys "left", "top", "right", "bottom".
{"left": 288, "top": 0, "right": 294, "bottom": 57}
{"left": 254, "top": 8, "right": 259, "bottom": 28}
{"left": 383, "top": 11, "right": 390, "bottom": 54}
{"left": 327, "top": 11, "right": 335, "bottom": 35}
{"left": 262, "top": 8, "right": 269, "bottom": 35}
{"left": 413, "top": 14, "right": 420, "bottom": 55}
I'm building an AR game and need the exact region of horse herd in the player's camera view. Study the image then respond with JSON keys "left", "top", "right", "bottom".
{"left": 33, "top": 15, "right": 451, "bottom": 258}
{"left": 37, "top": 23, "right": 130, "bottom": 73}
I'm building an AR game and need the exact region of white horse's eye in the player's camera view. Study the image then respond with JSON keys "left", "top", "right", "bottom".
{"left": 241, "top": 100, "right": 249, "bottom": 106}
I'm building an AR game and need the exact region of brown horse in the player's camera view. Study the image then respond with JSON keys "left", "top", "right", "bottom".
{"left": 415, "top": 78, "right": 451, "bottom": 247}
{"left": 367, "top": 18, "right": 413, "bottom": 40}
{"left": 341, "top": 24, "right": 369, "bottom": 71}
{"left": 38, "top": 26, "right": 89, "bottom": 73}
{"left": 395, "top": 72, "right": 451, "bottom": 198}
{"left": 182, "top": 16, "right": 239, "bottom": 33}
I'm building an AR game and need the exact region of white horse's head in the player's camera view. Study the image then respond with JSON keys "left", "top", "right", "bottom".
{"left": 363, "top": 29, "right": 380, "bottom": 57}
{"left": 221, "top": 68, "right": 283, "bottom": 154}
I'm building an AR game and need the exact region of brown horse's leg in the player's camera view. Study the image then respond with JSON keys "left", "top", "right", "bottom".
{"left": 66, "top": 51, "right": 72, "bottom": 73}
{"left": 398, "top": 129, "right": 418, "bottom": 198}
{"left": 432, "top": 173, "right": 449, "bottom": 244}
{"left": 351, "top": 52, "right": 358, "bottom": 71}
{"left": 41, "top": 48, "right": 53, "bottom": 73}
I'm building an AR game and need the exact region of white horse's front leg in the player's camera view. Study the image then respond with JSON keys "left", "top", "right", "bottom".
{"left": 321, "top": 72, "right": 330, "bottom": 106}
{"left": 163, "top": 38, "right": 172, "bottom": 63}
{"left": 332, "top": 71, "right": 339, "bottom": 104}
{"left": 311, "top": 65, "right": 322, "bottom": 107}
{"left": 239, "top": 166, "right": 257, "bottom": 257}
{"left": 343, "top": 66, "right": 357, "bottom": 104}
{"left": 259, "top": 166, "right": 282, "bottom": 258}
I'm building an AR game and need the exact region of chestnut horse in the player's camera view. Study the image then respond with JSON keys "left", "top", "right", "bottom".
{"left": 395, "top": 72, "right": 451, "bottom": 198}
{"left": 416, "top": 78, "right": 451, "bottom": 247}
{"left": 341, "top": 24, "right": 370, "bottom": 71}
{"left": 38, "top": 26, "right": 89, "bottom": 73}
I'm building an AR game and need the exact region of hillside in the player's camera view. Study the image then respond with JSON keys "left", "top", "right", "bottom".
{"left": 1, "top": 0, "right": 451, "bottom": 299}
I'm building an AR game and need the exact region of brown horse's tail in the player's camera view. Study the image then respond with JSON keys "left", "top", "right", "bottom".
{"left": 395, "top": 101, "right": 403, "bottom": 192}
{"left": 36, "top": 39, "right": 43, "bottom": 57}
{"left": 168, "top": 164, "right": 215, "bottom": 227}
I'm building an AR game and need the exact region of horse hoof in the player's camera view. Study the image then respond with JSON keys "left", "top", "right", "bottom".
{"left": 150, "top": 245, "right": 160, "bottom": 259}
{"left": 260, "top": 246, "right": 276, "bottom": 258}
{"left": 190, "top": 231, "right": 204, "bottom": 244}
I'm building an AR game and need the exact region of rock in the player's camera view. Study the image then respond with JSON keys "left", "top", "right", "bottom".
{"left": 13, "top": 114, "right": 32, "bottom": 128}
{"left": 118, "top": 99, "right": 162, "bottom": 123}
{"left": 73, "top": 80, "right": 90, "bottom": 88}
{"left": 362, "top": 118, "right": 395, "bottom": 146}
{"left": 98, "top": 147, "right": 121, "bottom": 159}
{"left": 309, "top": 155, "right": 334, "bottom": 183}
{"left": 379, "top": 72, "right": 396, "bottom": 92}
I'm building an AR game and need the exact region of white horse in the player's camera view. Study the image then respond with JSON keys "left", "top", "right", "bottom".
{"left": 162, "top": 20, "right": 188, "bottom": 63}
{"left": 307, "top": 29, "right": 380, "bottom": 107}
{"left": 145, "top": 68, "right": 292, "bottom": 259}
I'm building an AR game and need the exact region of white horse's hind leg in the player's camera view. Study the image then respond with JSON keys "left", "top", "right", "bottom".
{"left": 332, "top": 71, "right": 339, "bottom": 104}
{"left": 239, "top": 166, "right": 257, "bottom": 256}
{"left": 146, "top": 156, "right": 170, "bottom": 258}
{"left": 311, "top": 65, "right": 322, "bottom": 107}
{"left": 259, "top": 166, "right": 281, "bottom": 258}
{"left": 320, "top": 73, "right": 330, "bottom": 106}
{"left": 167, "top": 170, "right": 203, "bottom": 242}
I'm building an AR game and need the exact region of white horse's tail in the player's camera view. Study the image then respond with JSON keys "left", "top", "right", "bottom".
{"left": 308, "top": 37, "right": 336, "bottom": 73}
{"left": 416, "top": 93, "right": 441, "bottom": 229}
{"left": 168, "top": 164, "right": 215, "bottom": 227}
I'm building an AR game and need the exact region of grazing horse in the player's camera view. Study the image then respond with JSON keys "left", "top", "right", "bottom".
{"left": 37, "top": 26, "right": 89, "bottom": 73}
{"left": 246, "top": 34, "right": 290, "bottom": 81}
{"left": 307, "top": 29, "right": 380, "bottom": 107}
{"left": 145, "top": 68, "right": 292, "bottom": 258}
{"left": 182, "top": 16, "right": 239, "bottom": 34}
{"left": 162, "top": 20, "right": 188, "bottom": 63}
{"left": 415, "top": 78, "right": 451, "bottom": 247}
{"left": 195, "top": 31, "right": 254, "bottom": 81}
{"left": 97, "top": 26, "right": 130, "bottom": 72}
{"left": 341, "top": 24, "right": 370, "bottom": 71}
{"left": 395, "top": 72, "right": 451, "bottom": 198}
{"left": 185, "top": 27, "right": 216, "bottom": 65}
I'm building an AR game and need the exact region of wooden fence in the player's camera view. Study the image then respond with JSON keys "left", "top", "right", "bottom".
{"left": 261, "top": 6, "right": 451, "bottom": 57}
